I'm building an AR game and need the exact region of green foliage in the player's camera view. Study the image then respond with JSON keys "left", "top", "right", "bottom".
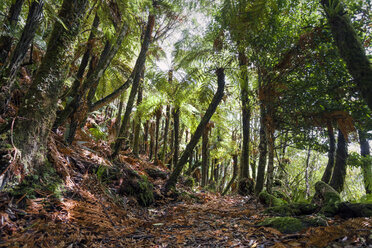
{"left": 347, "top": 152, "right": 372, "bottom": 168}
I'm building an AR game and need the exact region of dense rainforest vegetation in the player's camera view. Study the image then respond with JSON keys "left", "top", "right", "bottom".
{"left": 0, "top": 0, "right": 371, "bottom": 247}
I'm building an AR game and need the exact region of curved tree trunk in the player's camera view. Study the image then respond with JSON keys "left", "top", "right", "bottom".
{"left": 321, "top": 123, "right": 335, "bottom": 183}
{"left": 133, "top": 81, "right": 143, "bottom": 156}
{"left": 329, "top": 129, "right": 348, "bottom": 193}
{"left": 320, "top": 0, "right": 372, "bottom": 110}
{"left": 358, "top": 129, "right": 372, "bottom": 194}
{"left": 165, "top": 68, "right": 225, "bottom": 192}
{"left": 11, "top": 0, "right": 88, "bottom": 174}
{"left": 0, "top": 0, "right": 25, "bottom": 64}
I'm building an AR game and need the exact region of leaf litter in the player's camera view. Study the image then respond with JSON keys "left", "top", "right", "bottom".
{"left": 0, "top": 131, "right": 371, "bottom": 248}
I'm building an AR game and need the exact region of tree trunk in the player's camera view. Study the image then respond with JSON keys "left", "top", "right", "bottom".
{"left": 201, "top": 126, "right": 209, "bottom": 187}
{"left": 322, "top": 124, "right": 335, "bottom": 183}
{"left": 255, "top": 91, "right": 267, "bottom": 195}
{"left": 4, "top": 0, "right": 44, "bottom": 88}
{"left": 305, "top": 145, "right": 311, "bottom": 198}
{"left": 329, "top": 129, "right": 348, "bottom": 193}
{"left": 111, "top": 12, "right": 155, "bottom": 157}
{"left": 143, "top": 120, "right": 149, "bottom": 155}
{"left": 266, "top": 130, "right": 275, "bottom": 194}
{"left": 133, "top": 80, "right": 143, "bottom": 156}
{"left": 149, "top": 121, "right": 155, "bottom": 160}
{"left": 239, "top": 51, "right": 250, "bottom": 180}
{"left": 358, "top": 129, "right": 372, "bottom": 194}
{"left": 320, "top": 0, "right": 372, "bottom": 110}
{"left": 11, "top": 0, "right": 88, "bottom": 173}
{"left": 172, "top": 106, "right": 180, "bottom": 170}
{"left": 154, "top": 106, "right": 162, "bottom": 163}
{"left": 165, "top": 68, "right": 225, "bottom": 192}
{"left": 60, "top": 13, "right": 100, "bottom": 101}
{"left": 0, "top": 0, "right": 25, "bottom": 64}
{"left": 161, "top": 105, "right": 170, "bottom": 164}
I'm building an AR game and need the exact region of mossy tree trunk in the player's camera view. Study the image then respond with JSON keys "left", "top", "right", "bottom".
{"left": 320, "top": 0, "right": 372, "bottom": 110}
{"left": 329, "top": 129, "right": 348, "bottom": 193}
{"left": 358, "top": 129, "right": 372, "bottom": 194}
{"left": 11, "top": 0, "right": 88, "bottom": 173}
{"left": 322, "top": 123, "right": 335, "bottom": 183}
{"left": 0, "top": 0, "right": 25, "bottom": 65}
{"left": 165, "top": 68, "right": 225, "bottom": 192}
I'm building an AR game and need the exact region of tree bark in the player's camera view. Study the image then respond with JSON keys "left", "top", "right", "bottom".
{"left": 154, "top": 106, "right": 162, "bottom": 162}
{"left": 11, "top": 0, "right": 88, "bottom": 172}
{"left": 322, "top": 124, "right": 335, "bottom": 183}
{"left": 165, "top": 68, "right": 225, "bottom": 192}
{"left": 305, "top": 145, "right": 311, "bottom": 198}
{"left": 358, "top": 129, "right": 372, "bottom": 194}
{"left": 0, "top": 0, "right": 25, "bottom": 64}
{"left": 320, "top": 0, "right": 372, "bottom": 110}
{"left": 329, "top": 129, "right": 348, "bottom": 193}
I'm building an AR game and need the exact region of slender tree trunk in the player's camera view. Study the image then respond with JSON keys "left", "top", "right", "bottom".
{"left": 239, "top": 51, "right": 250, "bottom": 180}
{"left": 3, "top": 0, "right": 44, "bottom": 88}
{"left": 143, "top": 120, "right": 149, "bottom": 155}
{"left": 154, "top": 106, "right": 162, "bottom": 162}
{"left": 133, "top": 80, "right": 143, "bottom": 156}
{"left": 255, "top": 89, "right": 267, "bottom": 195}
{"left": 305, "top": 145, "right": 311, "bottom": 198}
{"left": 222, "top": 154, "right": 238, "bottom": 195}
{"left": 0, "top": 0, "right": 25, "bottom": 64}
{"left": 162, "top": 105, "right": 170, "bottom": 163}
{"left": 172, "top": 107, "right": 180, "bottom": 170}
{"left": 329, "top": 130, "right": 348, "bottom": 193}
{"left": 60, "top": 13, "right": 100, "bottom": 101}
{"left": 320, "top": 0, "right": 372, "bottom": 110}
{"left": 201, "top": 126, "right": 209, "bottom": 187}
{"left": 149, "top": 121, "right": 155, "bottom": 160}
{"left": 10, "top": 0, "right": 88, "bottom": 173}
{"left": 266, "top": 130, "right": 275, "bottom": 194}
{"left": 358, "top": 129, "right": 372, "bottom": 194}
{"left": 111, "top": 12, "right": 155, "bottom": 157}
{"left": 165, "top": 68, "right": 225, "bottom": 192}
{"left": 322, "top": 124, "right": 336, "bottom": 183}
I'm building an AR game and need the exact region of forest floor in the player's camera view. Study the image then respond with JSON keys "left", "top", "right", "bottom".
{"left": 0, "top": 128, "right": 371, "bottom": 248}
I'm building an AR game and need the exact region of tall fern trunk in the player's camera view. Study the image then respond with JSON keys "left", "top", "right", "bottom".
{"left": 149, "top": 121, "right": 155, "bottom": 160}
{"left": 10, "top": 0, "right": 88, "bottom": 174}
{"left": 0, "top": 0, "right": 24, "bottom": 64}
{"left": 320, "top": 0, "right": 372, "bottom": 110}
{"left": 321, "top": 124, "right": 335, "bottom": 183}
{"left": 255, "top": 89, "right": 267, "bottom": 195}
{"left": 161, "top": 105, "right": 170, "bottom": 163}
{"left": 358, "top": 129, "right": 372, "bottom": 194}
{"left": 143, "top": 120, "right": 149, "bottom": 155}
{"left": 239, "top": 51, "right": 250, "bottom": 180}
{"left": 165, "top": 68, "right": 225, "bottom": 192}
{"left": 201, "top": 127, "right": 209, "bottom": 187}
{"left": 60, "top": 13, "right": 100, "bottom": 101}
{"left": 329, "top": 129, "right": 348, "bottom": 192}
{"left": 154, "top": 106, "right": 162, "bottom": 163}
{"left": 111, "top": 12, "right": 155, "bottom": 157}
{"left": 133, "top": 81, "right": 143, "bottom": 156}
{"left": 4, "top": 0, "right": 44, "bottom": 89}
{"left": 172, "top": 107, "right": 180, "bottom": 170}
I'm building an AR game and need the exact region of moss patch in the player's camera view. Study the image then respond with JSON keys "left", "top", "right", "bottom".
{"left": 265, "top": 202, "right": 318, "bottom": 216}
{"left": 312, "top": 181, "right": 341, "bottom": 216}
{"left": 258, "top": 216, "right": 327, "bottom": 234}
{"left": 258, "top": 191, "right": 286, "bottom": 207}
